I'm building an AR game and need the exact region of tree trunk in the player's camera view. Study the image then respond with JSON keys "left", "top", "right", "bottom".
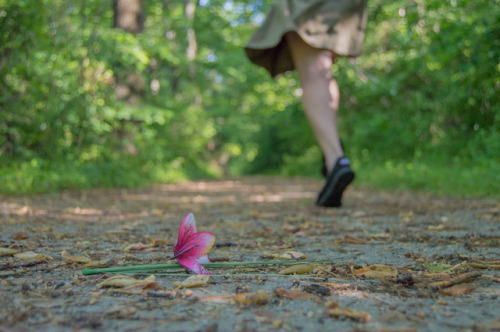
{"left": 113, "top": 0, "right": 145, "bottom": 155}
{"left": 113, "top": 0, "right": 144, "bottom": 34}
{"left": 183, "top": 0, "right": 197, "bottom": 61}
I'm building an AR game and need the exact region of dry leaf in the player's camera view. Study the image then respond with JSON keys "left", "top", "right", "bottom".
{"left": 13, "top": 233, "right": 28, "bottom": 240}
{"left": 15, "top": 251, "right": 53, "bottom": 262}
{"left": 111, "top": 281, "right": 165, "bottom": 294}
{"left": 89, "top": 291, "right": 104, "bottom": 305}
{"left": 400, "top": 211, "right": 414, "bottom": 223}
{"left": 263, "top": 250, "right": 306, "bottom": 260}
{"left": 233, "top": 290, "right": 269, "bottom": 306}
{"left": 427, "top": 224, "right": 446, "bottom": 231}
{"left": 351, "top": 264, "right": 398, "bottom": 278}
{"left": 173, "top": 275, "right": 210, "bottom": 288}
{"left": 440, "top": 283, "right": 477, "bottom": 296}
{"left": 343, "top": 235, "right": 367, "bottom": 244}
{"left": 278, "top": 263, "right": 316, "bottom": 275}
{"left": 104, "top": 306, "right": 137, "bottom": 318}
{"left": 198, "top": 295, "right": 233, "bottom": 304}
{"left": 274, "top": 288, "right": 314, "bottom": 300}
{"left": 124, "top": 242, "right": 154, "bottom": 252}
{"left": 327, "top": 301, "right": 371, "bottom": 322}
{"left": 61, "top": 250, "right": 92, "bottom": 264}
{"left": 98, "top": 274, "right": 156, "bottom": 289}
{"left": 84, "top": 258, "right": 117, "bottom": 268}
{"left": 0, "top": 248, "right": 17, "bottom": 256}
{"left": 428, "top": 272, "right": 481, "bottom": 290}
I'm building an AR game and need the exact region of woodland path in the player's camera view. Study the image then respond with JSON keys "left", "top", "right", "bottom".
{"left": 1, "top": 177, "right": 499, "bottom": 331}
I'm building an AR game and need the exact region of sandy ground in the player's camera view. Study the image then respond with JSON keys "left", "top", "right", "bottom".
{"left": 0, "top": 176, "right": 499, "bottom": 331}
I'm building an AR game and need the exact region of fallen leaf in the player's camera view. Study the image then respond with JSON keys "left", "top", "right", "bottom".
{"left": 198, "top": 295, "right": 233, "bottom": 303}
{"left": 104, "top": 306, "right": 137, "bottom": 318}
{"left": 233, "top": 290, "right": 269, "bottom": 306}
{"left": 469, "top": 262, "right": 500, "bottom": 270}
{"left": 84, "top": 258, "right": 117, "bottom": 268}
{"left": 327, "top": 301, "right": 371, "bottom": 322}
{"left": 13, "top": 233, "right": 28, "bottom": 240}
{"left": 400, "top": 211, "right": 414, "bottom": 223}
{"left": 89, "top": 291, "right": 104, "bottom": 305}
{"left": 440, "top": 283, "right": 477, "bottom": 296}
{"left": 299, "top": 220, "right": 324, "bottom": 230}
{"left": 173, "top": 275, "right": 210, "bottom": 288}
{"left": 98, "top": 274, "right": 156, "bottom": 289}
{"left": 110, "top": 281, "right": 165, "bottom": 294}
{"left": 0, "top": 248, "right": 17, "bottom": 256}
{"left": 278, "top": 263, "right": 316, "bottom": 275}
{"left": 124, "top": 242, "right": 154, "bottom": 252}
{"left": 263, "top": 250, "right": 306, "bottom": 260}
{"left": 61, "top": 250, "right": 92, "bottom": 264}
{"left": 351, "top": 264, "right": 398, "bottom": 278}
{"left": 427, "top": 224, "right": 446, "bottom": 231}
{"left": 343, "top": 235, "right": 367, "bottom": 244}
{"left": 428, "top": 272, "right": 481, "bottom": 290}
{"left": 15, "top": 251, "right": 53, "bottom": 262}
{"left": 274, "top": 288, "right": 315, "bottom": 300}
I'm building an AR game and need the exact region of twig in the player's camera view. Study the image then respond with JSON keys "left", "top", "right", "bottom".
{"left": 428, "top": 272, "right": 482, "bottom": 290}
{"left": 469, "top": 263, "right": 500, "bottom": 270}
{"left": 443, "top": 261, "right": 468, "bottom": 272}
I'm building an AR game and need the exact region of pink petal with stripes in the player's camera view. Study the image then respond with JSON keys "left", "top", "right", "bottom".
{"left": 177, "top": 257, "right": 213, "bottom": 275}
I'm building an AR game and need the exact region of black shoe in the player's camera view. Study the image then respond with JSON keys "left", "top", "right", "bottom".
{"left": 320, "top": 140, "right": 345, "bottom": 178}
{"left": 321, "top": 156, "right": 328, "bottom": 178}
{"left": 316, "top": 157, "right": 355, "bottom": 207}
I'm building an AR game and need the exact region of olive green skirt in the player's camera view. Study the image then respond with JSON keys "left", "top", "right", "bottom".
{"left": 245, "top": 0, "right": 368, "bottom": 77}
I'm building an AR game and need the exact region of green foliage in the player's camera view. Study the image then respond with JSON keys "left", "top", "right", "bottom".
{"left": 0, "top": 0, "right": 498, "bottom": 196}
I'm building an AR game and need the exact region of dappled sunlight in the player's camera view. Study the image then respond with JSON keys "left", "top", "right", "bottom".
{"left": 0, "top": 177, "right": 320, "bottom": 225}
{"left": 0, "top": 203, "right": 47, "bottom": 217}
{"left": 124, "top": 178, "right": 318, "bottom": 205}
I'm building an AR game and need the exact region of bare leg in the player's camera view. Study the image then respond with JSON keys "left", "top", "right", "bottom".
{"left": 286, "top": 32, "right": 343, "bottom": 173}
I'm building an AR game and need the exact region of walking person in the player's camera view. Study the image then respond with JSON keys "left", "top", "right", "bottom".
{"left": 245, "top": 0, "right": 368, "bottom": 207}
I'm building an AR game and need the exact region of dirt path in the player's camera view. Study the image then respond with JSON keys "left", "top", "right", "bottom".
{"left": 1, "top": 177, "right": 499, "bottom": 331}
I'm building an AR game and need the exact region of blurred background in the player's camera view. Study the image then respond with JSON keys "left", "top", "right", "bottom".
{"left": 0, "top": 0, "right": 498, "bottom": 196}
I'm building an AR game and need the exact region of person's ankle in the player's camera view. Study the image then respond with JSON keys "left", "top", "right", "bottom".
{"left": 324, "top": 153, "right": 342, "bottom": 174}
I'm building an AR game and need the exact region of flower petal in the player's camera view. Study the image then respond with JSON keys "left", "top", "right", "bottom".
{"left": 175, "top": 213, "right": 197, "bottom": 255}
{"left": 197, "top": 255, "right": 210, "bottom": 264}
{"left": 178, "top": 213, "right": 197, "bottom": 241}
{"left": 177, "top": 257, "right": 213, "bottom": 275}
{"left": 175, "top": 231, "right": 215, "bottom": 258}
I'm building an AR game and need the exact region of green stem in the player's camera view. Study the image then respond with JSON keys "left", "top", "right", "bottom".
{"left": 81, "top": 259, "right": 333, "bottom": 276}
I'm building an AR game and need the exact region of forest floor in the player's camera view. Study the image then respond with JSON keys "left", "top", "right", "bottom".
{"left": 1, "top": 176, "right": 499, "bottom": 332}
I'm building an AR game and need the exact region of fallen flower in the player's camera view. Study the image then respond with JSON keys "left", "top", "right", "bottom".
{"left": 174, "top": 213, "right": 215, "bottom": 275}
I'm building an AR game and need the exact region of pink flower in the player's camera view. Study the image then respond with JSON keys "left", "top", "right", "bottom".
{"left": 174, "top": 213, "right": 215, "bottom": 275}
